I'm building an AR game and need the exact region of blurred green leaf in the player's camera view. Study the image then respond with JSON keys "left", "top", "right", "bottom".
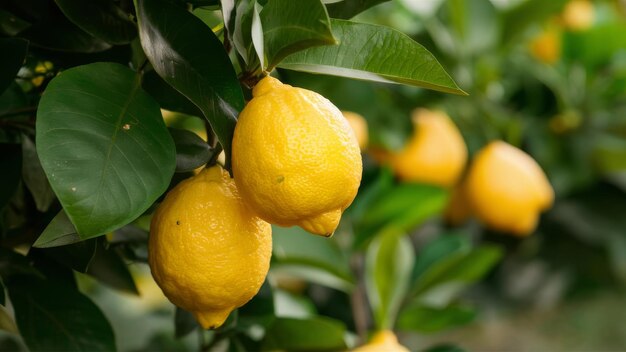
{"left": 274, "top": 289, "right": 317, "bottom": 319}
{"left": 9, "top": 276, "right": 116, "bottom": 352}
{"left": 279, "top": 19, "right": 466, "bottom": 95}
{"left": 365, "top": 234, "right": 414, "bottom": 329}
{"left": 0, "top": 38, "right": 28, "bottom": 95}
{"left": 168, "top": 128, "right": 212, "bottom": 172}
{"left": 239, "top": 280, "right": 275, "bottom": 327}
{"left": 412, "top": 233, "right": 471, "bottom": 282}
{"left": 423, "top": 344, "right": 467, "bottom": 352}
{"left": 0, "top": 248, "right": 41, "bottom": 279}
{"left": 443, "top": 0, "right": 498, "bottom": 57}
{"left": 174, "top": 307, "right": 198, "bottom": 338}
{"left": 0, "top": 277, "right": 4, "bottom": 305}
{"left": 135, "top": 0, "right": 245, "bottom": 170}
{"left": 272, "top": 226, "right": 352, "bottom": 282}
{"left": 86, "top": 239, "right": 138, "bottom": 294}
{"left": 563, "top": 23, "right": 626, "bottom": 70}
{"left": 259, "top": 0, "right": 335, "bottom": 70}
{"left": 500, "top": 0, "right": 568, "bottom": 45}
{"left": 0, "top": 331, "right": 26, "bottom": 352}
{"left": 397, "top": 303, "right": 476, "bottom": 333}
{"left": 355, "top": 183, "right": 449, "bottom": 248}
{"left": 36, "top": 63, "right": 175, "bottom": 237}
{"left": 325, "top": 0, "right": 389, "bottom": 19}
{"left": 0, "top": 143, "right": 22, "bottom": 212}
{"left": 54, "top": 0, "right": 137, "bottom": 45}
{"left": 34, "top": 210, "right": 80, "bottom": 248}
{"left": 261, "top": 316, "right": 347, "bottom": 351}
{"left": 21, "top": 135, "right": 55, "bottom": 212}
{"left": 0, "top": 10, "right": 31, "bottom": 36}
{"left": 271, "top": 264, "right": 354, "bottom": 293}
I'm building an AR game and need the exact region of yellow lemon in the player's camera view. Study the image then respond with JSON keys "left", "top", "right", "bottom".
{"left": 343, "top": 111, "right": 369, "bottom": 150}
{"left": 464, "top": 141, "right": 554, "bottom": 236}
{"left": 561, "top": 0, "right": 594, "bottom": 31}
{"left": 391, "top": 109, "right": 467, "bottom": 187}
{"left": 149, "top": 165, "right": 272, "bottom": 329}
{"left": 352, "top": 330, "right": 410, "bottom": 352}
{"left": 232, "top": 76, "right": 362, "bottom": 236}
{"left": 529, "top": 28, "right": 561, "bottom": 64}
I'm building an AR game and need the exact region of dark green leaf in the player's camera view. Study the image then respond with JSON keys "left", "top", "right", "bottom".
{"left": 21, "top": 135, "right": 55, "bottom": 212}
{"left": 279, "top": 19, "right": 466, "bottom": 95}
{"left": 0, "top": 38, "right": 28, "bottom": 95}
{"left": 412, "top": 233, "right": 471, "bottom": 282}
{"left": 33, "top": 210, "right": 80, "bottom": 248}
{"left": 175, "top": 307, "right": 198, "bottom": 338}
{"left": 142, "top": 71, "right": 203, "bottom": 117}
{"left": 0, "top": 331, "right": 28, "bottom": 352}
{"left": 423, "top": 344, "right": 467, "bottom": 352}
{"left": 36, "top": 63, "right": 176, "bottom": 237}
{"left": 54, "top": 0, "right": 137, "bottom": 45}
{"left": 365, "top": 234, "right": 414, "bottom": 329}
{"left": 0, "top": 248, "right": 41, "bottom": 280}
{"left": 397, "top": 303, "right": 476, "bottom": 333}
{"left": 43, "top": 238, "right": 97, "bottom": 273}
{"left": 134, "top": 0, "right": 245, "bottom": 170}
{"left": 0, "top": 143, "right": 22, "bottom": 211}
{"left": 222, "top": 0, "right": 257, "bottom": 65}
{"left": 325, "top": 0, "right": 389, "bottom": 19}
{"left": 261, "top": 317, "right": 347, "bottom": 351}
{"left": 8, "top": 276, "right": 116, "bottom": 352}
{"left": 259, "top": 0, "right": 336, "bottom": 70}
{"left": 86, "top": 239, "right": 138, "bottom": 294}
{"left": 0, "top": 10, "right": 31, "bottom": 36}
{"left": 239, "top": 280, "right": 275, "bottom": 324}
{"left": 169, "top": 128, "right": 212, "bottom": 172}
{"left": 0, "top": 277, "right": 4, "bottom": 305}
{"left": 20, "top": 4, "right": 112, "bottom": 53}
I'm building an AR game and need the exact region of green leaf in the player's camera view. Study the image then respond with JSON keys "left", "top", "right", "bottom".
{"left": 54, "top": 0, "right": 137, "bottom": 45}
{"left": 86, "top": 239, "right": 139, "bottom": 294}
{"left": 142, "top": 71, "right": 203, "bottom": 117}
{"left": 0, "top": 143, "right": 22, "bottom": 212}
{"left": 563, "top": 23, "right": 626, "bottom": 70}
{"left": 397, "top": 303, "right": 476, "bottom": 333}
{"left": 279, "top": 19, "right": 466, "bottom": 95}
{"left": 0, "top": 331, "right": 28, "bottom": 352}
{"left": 21, "top": 135, "right": 56, "bottom": 212}
{"left": 412, "top": 233, "right": 471, "bottom": 282}
{"left": 500, "top": 0, "right": 568, "bottom": 45}
{"left": 259, "top": 0, "right": 336, "bottom": 70}
{"left": 261, "top": 317, "right": 347, "bottom": 351}
{"left": 169, "top": 128, "right": 212, "bottom": 172}
{"left": 271, "top": 264, "right": 354, "bottom": 292}
{"left": 0, "top": 38, "right": 28, "bottom": 95}
{"left": 8, "top": 277, "right": 116, "bottom": 352}
{"left": 0, "top": 10, "right": 31, "bottom": 36}
{"left": 0, "top": 277, "right": 4, "bottom": 305}
{"left": 365, "top": 234, "right": 414, "bottom": 329}
{"left": 0, "top": 248, "right": 41, "bottom": 280}
{"left": 134, "top": 0, "right": 245, "bottom": 170}
{"left": 20, "top": 4, "right": 112, "bottom": 53}
{"left": 222, "top": 0, "right": 257, "bottom": 65}
{"left": 43, "top": 239, "right": 98, "bottom": 273}
{"left": 274, "top": 289, "right": 317, "bottom": 319}
{"left": 423, "top": 344, "right": 467, "bottom": 352}
{"left": 33, "top": 210, "right": 80, "bottom": 248}
{"left": 325, "top": 0, "right": 389, "bottom": 19}
{"left": 36, "top": 63, "right": 176, "bottom": 237}
{"left": 239, "top": 280, "right": 275, "bottom": 327}
{"left": 355, "top": 183, "right": 449, "bottom": 248}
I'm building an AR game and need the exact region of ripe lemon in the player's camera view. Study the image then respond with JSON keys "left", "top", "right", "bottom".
{"left": 149, "top": 166, "right": 272, "bottom": 329}
{"left": 391, "top": 109, "right": 467, "bottom": 187}
{"left": 232, "top": 76, "right": 362, "bottom": 236}
{"left": 342, "top": 111, "right": 369, "bottom": 150}
{"left": 352, "top": 330, "right": 409, "bottom": 352}
{"left": 464, "top": 141, "right": 554, "bottom": 236}
{"left": 529, "top": 28, "right": 561, "bottom": 64}
{"left": 561, "top": 0, "right": 594, "bottom": 31}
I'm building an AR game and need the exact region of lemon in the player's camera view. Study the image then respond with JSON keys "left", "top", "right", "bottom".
{"left": 149, "top": 166, "right": 272, "bottom": 329}
{"left": 343, "top": 111, "right": 369, "bottom": 150}
{"left": 464, "top": 141, "right": 554, "bottom": 236}
{"left": 352, "top": 330, "right": 409, "bottom": 352}
{"left": 529, "top": 28, "right": 561, "bottom": 64}
{"left": 232, "top": 76, "right": 362, "bottom": 236}
{"left": 391, "top": 109, "right": 467, "bottom": 187}
{"left": 561, "top": 0, "right": 594, "bottom": 31}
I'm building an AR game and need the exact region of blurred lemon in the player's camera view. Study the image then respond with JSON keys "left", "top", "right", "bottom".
{"left": 342, "top": 111, "right": 369, "bottom": 150}
{"left": 352, "top": 330, "right": 409, "bottom": 352}
{"left": 31, "top": 61, "right": 53, "bottom": 87}
{"left": 529, "top": 28, "right": 561, "bottom": 64}
{"left": 149, "top": 165, "right": 272, "bottom": 329}
{"left": 444, "top": 182, "right": 473, "bottom": 225}
{"left": 561, "top": 0, "right": 594, "bottom": 31}
{"left": 464, "top": 141, "right": 554, "bottom": 236}
{"left": 232, "top": 76, "right": 362, "bottom": 236}
{"left": 390, "top": 109, "right": 467, "bottom": 187}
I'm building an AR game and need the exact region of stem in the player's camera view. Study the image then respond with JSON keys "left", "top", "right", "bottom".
{"left": 350, "top": 253, "right": 369, "bottom": 344}
{"left": 207, "top": 143, "right": 223, "bottom": 167}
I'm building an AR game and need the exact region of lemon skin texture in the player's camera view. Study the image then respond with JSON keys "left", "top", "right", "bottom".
{"left": 465, "top": 141, "right": 554, "bottom": 236}
{"left": 232, "top": 76, "right": 362, "bottom": 236}
{"left": 352, "top": 330, "right": 410, "bottom": 352}
{"left": 342, "top": 111, "right": 369, "bottom": 151}
{"left": 149, "top": 166, "right": 272, "bottom": 329}
{"left": 391, "top": 109, "right": 467, "bottom": 187}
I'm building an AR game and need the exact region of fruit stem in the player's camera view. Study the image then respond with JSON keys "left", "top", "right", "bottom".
{"left": 206, "top": 143, "right": 223, "bottom": 167}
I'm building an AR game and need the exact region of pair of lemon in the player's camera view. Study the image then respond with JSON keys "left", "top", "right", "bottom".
{"left": 149, "top": 76, "right": 362, "bottom": 329}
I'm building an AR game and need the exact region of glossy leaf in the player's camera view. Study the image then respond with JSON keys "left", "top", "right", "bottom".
{"left": 325, "top": 0, "right": 389, "bottom": 19}
{"left": 365, "top": 234, "right": 414, "bottom": 329}
{"left": 36, "top": 63, "right": 176, "bottom": 237}
{"left": 169, "top": 128, "right": 212, "bottom": 172}
{"left": 262, "top": 317, "right": 347, "bottom": 351}
{"left": 33, "top": 210, "right": 80, "bottom": 248}
{"left": 222, "top": 0, "right": 257, "bottom": 65}
{"left": 279, "top": 19, "right": 466, "bottom": 95}
{"left": 21, "top": 135, "right": 55, "bottom": 212}
{"left": 397, "top": 303, "right": 476, "bottom": 333}
{"left": 9, "top": 277, "right": 116, "bottom": 352}
{"left": 55, "top": 0, "right": 137, "bottom": 45}
{"left": 0, "top": 38, "right": 28, "bottom": 95}
{"left": 134, "top": 0, "right": 245, "bottom": 169}
{"left": 412, "top": 233, "right": 471, "bottom": 282}
{"left": 259, "top": 0, "right": 336, "bottom": 70}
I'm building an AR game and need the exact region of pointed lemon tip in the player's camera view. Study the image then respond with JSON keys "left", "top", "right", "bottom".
{"left": 193, "top": 308, "right": 232, "bottom": 330}
{"left": 298, "top": 210, "right": 341, "bottom": 236}
{"left": 252, "top": 76, "right": 283, "bottom": 97}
